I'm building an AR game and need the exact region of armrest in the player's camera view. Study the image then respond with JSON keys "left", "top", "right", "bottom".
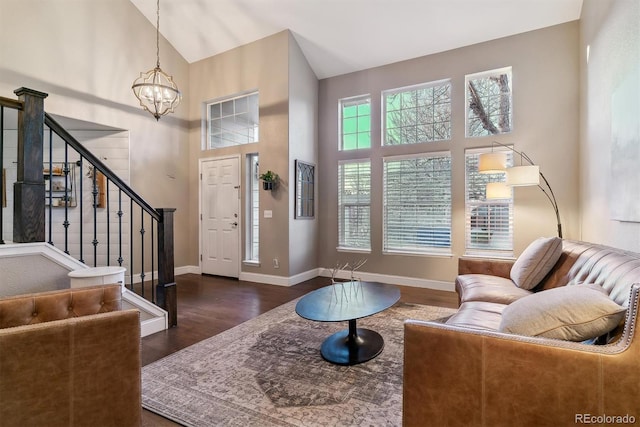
{"left": 458, "top": 256, "right": 514, "bottom": 278}
{"left": 403, "top": 285, "right": 640, "bottom": 427}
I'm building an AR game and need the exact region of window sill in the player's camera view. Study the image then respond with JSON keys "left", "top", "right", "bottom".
{"left": 383, "top": 249, "right": 453, "bottom": 258}
{"left": 336, "top": 247, "right": 371, "bottom": 254}
{"left": 243, "top": 260, "right": 261, "bottom": 267}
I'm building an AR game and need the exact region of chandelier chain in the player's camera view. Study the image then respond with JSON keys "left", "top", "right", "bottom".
{"left": 156, "top": 0, "right": 160, "bottom": 68}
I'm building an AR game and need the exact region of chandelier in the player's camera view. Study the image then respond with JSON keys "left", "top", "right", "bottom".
{"left": 132, "top": 0, "right": 181, "bottom": 120}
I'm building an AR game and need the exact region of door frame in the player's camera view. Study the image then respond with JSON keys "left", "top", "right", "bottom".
{"left": 198, "top": 154, "right": 242, "bottom": 276}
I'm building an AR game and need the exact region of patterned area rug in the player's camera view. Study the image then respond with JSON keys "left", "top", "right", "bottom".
{"left": 142, "top": 298, "right": 455, "bottom": 426}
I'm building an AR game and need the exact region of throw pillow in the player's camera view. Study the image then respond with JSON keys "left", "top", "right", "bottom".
{"left": 510, "top": 236, "right": 562, "bottom": 290}
{"left": 499, "top": 285, "right": 627, "bottom": 341}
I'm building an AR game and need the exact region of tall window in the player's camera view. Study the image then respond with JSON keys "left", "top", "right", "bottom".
{"left": 383, "top": 153, "right": 451, "bottom": 253}
{"left": 338, "top": 160, "right": 371, "bottom": 250}
{"left": 466, "top": 67, "right": 512, "bottom": 138}
{"left": 383, "top": 80, "right": 451, "bottom": 145}
{"left": 339, "top": 95, "right": 371, "bottom": 150}
{"left": 246, "top": 154, "right": 259, "bottom": 262}
{"left": 207, "top": 92, "right": 259, "bottom": 149}
{"left": 465, "top": 148, "right": 513, "bottom": 256}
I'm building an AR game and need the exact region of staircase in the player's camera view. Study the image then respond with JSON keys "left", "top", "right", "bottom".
{"left": 0, "top": 87, "right": 177, "bottom": 333}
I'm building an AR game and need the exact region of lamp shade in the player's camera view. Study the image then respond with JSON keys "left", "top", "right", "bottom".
{"left": 478, "top": 152, "right": 507, "bottom": 173}
{"left": 506, "top": 165, "right": 540, "bottom": 186}
{"left": 485, "top": 182, "right": 511, "bottom": 199}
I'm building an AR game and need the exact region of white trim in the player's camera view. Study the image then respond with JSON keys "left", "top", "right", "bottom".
{"left": 122, "top": 288, "right": 168, "bottom": 337}
{"left": 0, "top": 242, "right": 86, "bottom": 270}
{"left": 318, "top": 268, "right": 455, "bottom": 292}
{"left": 176, "top": 265, "right": 200, "bottom": 275}
{"left": 239, "top": 268, "right": 322, "bottom": 287}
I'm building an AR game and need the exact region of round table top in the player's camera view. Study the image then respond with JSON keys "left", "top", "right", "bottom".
{"left": 295, "top": 281, "right": 400, "bottom": 323}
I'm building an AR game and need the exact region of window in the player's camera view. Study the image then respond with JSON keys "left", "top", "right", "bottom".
{"left": 383, "top": 153, "right": 451, "bottom": 253}
{"left": 383, "top": 80, "right": 451, "bottom": 145}
{"left": 465, "top": 148, "right": 513, "bottom": 256}
{"left": 466, "top": 67, "right": 512, "bottom": 138}
{"left": 295, "top": 160, "right": 315, "bottom": 219}
{"left": 339, "top": 96, "right": 371, "bottom": 150}
{"left": 207, "top": 92, "right": 259, "bottom": 149}
{"left": 338, "top": 160, "right": 371, "bottom": 250}
{"left": 246, "top": 154, "right": 259, "bottom": 262}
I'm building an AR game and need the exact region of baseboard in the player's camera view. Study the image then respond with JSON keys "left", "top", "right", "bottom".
{"left": 176, "top": 265, "right": 200, "bottom": 275}
{"left": 239, "top": 268, "right": 322, "bottom": 287}
{"left": 318, "top": 268, "right": 455, "bottom": 292}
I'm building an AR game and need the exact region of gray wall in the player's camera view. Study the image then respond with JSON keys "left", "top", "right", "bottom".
{"left": 0, "top": 0, "right": 192, "bottom": 268}
{"left": 318, "top": 23, "right": 580, "bottom": 283}
{"left": 579, "top": 0, "right": 640, "bottom": 252}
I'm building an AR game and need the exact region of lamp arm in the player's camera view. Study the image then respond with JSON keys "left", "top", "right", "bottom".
{"left": 491, "top": 141, "right": 562, "bottom": 238}
{"left": 538, "top": 172, "right": 563, "bottom": 238}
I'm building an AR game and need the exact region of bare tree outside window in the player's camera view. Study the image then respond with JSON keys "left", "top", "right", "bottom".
{"left": 383, "top": 81, "right": 451, "bottom": 145}
{"left": 466, "top": 67, "right": 512, "bottom": 137}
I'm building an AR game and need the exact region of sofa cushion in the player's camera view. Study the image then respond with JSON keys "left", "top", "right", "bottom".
{"left": 498, "top": 284, "right": 626, "bottom": 341}
{"left": 510, "top": 237, "right": 562, "bottom": 290}
{"left": 445, "top": 301, "right": 506, "bottom": 331}
{"left": 456, "top": 274, "right": 532, "bottom": 305}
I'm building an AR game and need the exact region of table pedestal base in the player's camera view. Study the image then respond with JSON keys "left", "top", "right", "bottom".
{"left": 320, "top": 319, "right": 384, "bottom": 365}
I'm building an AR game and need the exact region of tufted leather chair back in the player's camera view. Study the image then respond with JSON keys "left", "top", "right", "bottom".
{"left": 0, "top": 284, "right": 122, "bottom": 329}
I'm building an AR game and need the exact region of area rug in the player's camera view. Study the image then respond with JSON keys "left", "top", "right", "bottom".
{"left": 142, "top": 299, "right": 455, "bottom": 426}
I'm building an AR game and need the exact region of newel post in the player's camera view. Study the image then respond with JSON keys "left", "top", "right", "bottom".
{"left": 13, "top": 88, "right": 48, "bottom": 243}
{"left": 157, "top": 208, "right": 177, "bottom": 327}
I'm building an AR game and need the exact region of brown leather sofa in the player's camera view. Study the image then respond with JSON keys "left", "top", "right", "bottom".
{"left": 404, "top": 240, "right": 640, "bottom": 426}
{"left": 0, "top": 284, "right": 141, "bottom": 426}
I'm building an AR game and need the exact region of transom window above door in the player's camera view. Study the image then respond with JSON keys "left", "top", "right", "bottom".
{"left": 206, "top": 92, "right": 259, "bottom": 149}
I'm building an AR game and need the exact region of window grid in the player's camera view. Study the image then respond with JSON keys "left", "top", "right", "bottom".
{"left": 208, "top": 92, "right": 259, "bottom": 149}
{"left": 338, "top": 160, "right": 371, "bottom": 250}
{"left": 383, "top": 81, "right": 451, "bottom": 145}
{"left": 383, "top": 153, "right": 451, "bottom": 253}
{"left": 465, "top": 148, "right": 514, "bottom": 256}
{"left": 466, "top": 67, "right": 513, "bottom": 138}
{"left": 340, "top": 96, "right": 371, "bottom": 150}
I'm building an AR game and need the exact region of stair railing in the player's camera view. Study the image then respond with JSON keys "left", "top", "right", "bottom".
{"left": 3, "top": 88, "right": 177, "bottom": 327}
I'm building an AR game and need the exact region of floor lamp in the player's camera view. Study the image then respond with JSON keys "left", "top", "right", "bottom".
{"left": 478, "top": 141, "right": 563, "bottom": 238}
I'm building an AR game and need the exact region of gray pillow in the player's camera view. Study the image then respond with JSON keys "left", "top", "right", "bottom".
{"left": 510, "top": 237, "right": 562, "bottom": 290}
{"left": 499, "top": 285, "right": 626, "bottom": 341}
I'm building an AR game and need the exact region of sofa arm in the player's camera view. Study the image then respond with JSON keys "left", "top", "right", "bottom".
{"left": 0, "top": 309, "right": 141, "bottom": 426}
{"left": 458, "top": 257, "right": 514, "bottom": 278}
{"left": 403, "top": 285, "right": 640, "bottom": 426}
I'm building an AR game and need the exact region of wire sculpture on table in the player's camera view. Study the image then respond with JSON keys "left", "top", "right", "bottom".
{"left": 330, "top": 258, "right": 367, "bottom": 303}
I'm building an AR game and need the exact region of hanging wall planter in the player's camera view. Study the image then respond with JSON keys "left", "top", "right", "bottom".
{"left": 259, "top": 170, "right": 278, "bottom": 191}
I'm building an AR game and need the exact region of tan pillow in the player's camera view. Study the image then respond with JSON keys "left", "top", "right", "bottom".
{"left": 499, "top": 285, "right": 627, "bottom": 341}
{"left": 510, "top": 237, "right": 562, "bottom": 290}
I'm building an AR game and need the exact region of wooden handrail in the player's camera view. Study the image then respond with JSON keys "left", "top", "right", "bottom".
{"left": 44, "top": 113, "right": 161, "bottom": 222}
{"left": 0, "top": 96, "right": 23, "bottom": 110}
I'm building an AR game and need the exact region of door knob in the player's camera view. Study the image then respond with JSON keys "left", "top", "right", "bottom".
{"left": 231, "top": 222, "right": 238, "bottom": 226}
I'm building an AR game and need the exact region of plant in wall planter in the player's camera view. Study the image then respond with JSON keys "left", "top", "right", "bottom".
{"left": 259, "top": 170, "right": 279, "bottom": 190}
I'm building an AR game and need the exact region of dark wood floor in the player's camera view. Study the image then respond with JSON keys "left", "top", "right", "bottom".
{"left": 141, "top": 273, "right": 458, "bottom": 426}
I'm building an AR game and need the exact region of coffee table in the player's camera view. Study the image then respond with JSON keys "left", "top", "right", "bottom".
{"left": 295, "top": 281, "right": 400, "bottom": 365}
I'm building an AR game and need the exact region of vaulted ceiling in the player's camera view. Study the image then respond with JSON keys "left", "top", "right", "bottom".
{"left": 130, "top": 0, "right": 583, "bottom": 79}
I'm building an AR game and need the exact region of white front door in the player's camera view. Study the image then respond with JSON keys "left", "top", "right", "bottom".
{"left": 201, "top": 157, "right": 240, "bottom": 278}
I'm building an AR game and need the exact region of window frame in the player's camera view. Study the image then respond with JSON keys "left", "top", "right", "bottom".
{"left": 338, "top": 95, "right": 372, "bottom": 151}
{"left": 382, "top": 151, "right": 452, "bottom": 256}
{"left": 205, "top": 91, "right": 259, "bottom": 150}
{"left": 244, "top": 153, "right": 260, "bottom": 264}
{"left": 381, "top": 79, "right": 452, "bottom": 146}
{"left": 465, "top": 67, "right": 513, "bottom": 138}
{"left": 337, "top": 159, "right": 371, "bottom": 252}
{"left": 464, "top": 147, "right": 514, "bottom": 257}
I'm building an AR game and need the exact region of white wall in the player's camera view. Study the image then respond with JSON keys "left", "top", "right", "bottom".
{"left": 579, "top": 0, "right": 640, "bottom": 251}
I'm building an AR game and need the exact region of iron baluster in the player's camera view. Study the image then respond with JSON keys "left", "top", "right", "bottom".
{"left": 92, "top": 167, "right": 98, "bottom": 266}
{"left": 63, "top": 145, "right": 70, "bottom": 254}
{"left": 106, "top": 180, "right": 110, "bottom": 265}
{"left": 47, "top": 128, "right": 53, "bottom": 244}
{"left": 140, "top": 208, "right": 146, "bottom": 298}
{"left": 130, "top": 198, "right": 134, "bottom": 291}
{"left": 151, "top": 217, "right": 155, "bottom": 303}
{"left": 78, "top": 158, "right": 84, "bottom": 263}
{"left": 117, "top": 189, "right": 123, "bottom": 266}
